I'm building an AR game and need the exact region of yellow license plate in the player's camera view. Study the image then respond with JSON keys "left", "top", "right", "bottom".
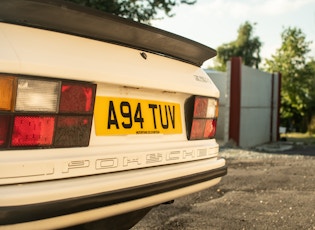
{"left": 94, "top": 97, "right": 182, "bottom": 135}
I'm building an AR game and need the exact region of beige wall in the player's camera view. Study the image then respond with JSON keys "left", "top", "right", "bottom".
{"left": 205, "top": 63, "right": 280, "bottom": 148}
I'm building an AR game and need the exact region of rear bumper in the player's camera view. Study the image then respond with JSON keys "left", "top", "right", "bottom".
{"left": 0, "top": 158, "right": 226, "bottom": 229}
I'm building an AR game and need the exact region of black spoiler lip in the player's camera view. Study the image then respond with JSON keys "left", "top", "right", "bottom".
{"left": 0, "top": 0, "right": 216, "bottom": 67}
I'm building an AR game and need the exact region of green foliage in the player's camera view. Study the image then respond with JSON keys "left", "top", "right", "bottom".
{"left": 66, "top": 0, "right": 196, "bottom": 23}
{"left": 265, "top": 27, "right": 315, "bottom": 132}
{"left": 214, "top": 21, "right": 262, "bottom": 71}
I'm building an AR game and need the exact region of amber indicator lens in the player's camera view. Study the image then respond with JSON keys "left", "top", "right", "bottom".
{"left": 0, "top": 76, "right": 16, "bottom": 111}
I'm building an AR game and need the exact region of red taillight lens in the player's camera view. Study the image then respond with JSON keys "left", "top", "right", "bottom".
{"left": 187, "top": 96, "right": 219, "bottom": 140}
{"left": 59, "top": 83, "right": 95, "bottom": 113}
{"left": 190, "top": 119, "right": 206, "bottom": 140}
{"left": 54, "top": 116, "right": 92, "bottom": 147}
{"left": 204, "top": 119, "right": 217, "bottom": 138}
{"left": 0, "top": 74, "right": 96, "bottom": 150}
{"left": 193, "top": 97, "right": 208, "bottom": 118}
{"left": 0, "top": 115, "right": 11, "bottom": 147}
{"left": 11, "top": 116, "right": 55, "bottom": 147}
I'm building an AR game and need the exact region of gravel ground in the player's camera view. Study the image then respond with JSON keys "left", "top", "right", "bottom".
{"left": 133, "top": 145, "right": 315, "bottom": 230}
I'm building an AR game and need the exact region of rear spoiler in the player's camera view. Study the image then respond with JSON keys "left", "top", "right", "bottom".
{"left": 0, "top": 0, "right": 216, "bottom": 66}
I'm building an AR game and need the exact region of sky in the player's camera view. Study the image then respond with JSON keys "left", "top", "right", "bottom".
{"left": 151, "top": 0, "right": 315, "bottom": 67}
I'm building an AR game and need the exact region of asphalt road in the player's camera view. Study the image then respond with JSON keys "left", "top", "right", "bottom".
{"left": 132, "top": 145, "right": 315, "bottom": 230}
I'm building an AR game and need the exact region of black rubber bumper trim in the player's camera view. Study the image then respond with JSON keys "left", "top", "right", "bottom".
{"left": 0, "top": 165, "right": 227, "bottom": 225}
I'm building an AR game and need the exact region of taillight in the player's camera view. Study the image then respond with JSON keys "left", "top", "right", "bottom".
{"left": 186, "top": 96, "right": 219, "bottom": 140}
{"left": 59, "top": 83, "right": 94, "bottom": 113}
{"left": 11, "top": 116, "right": 55, "bottom": 147}
{"left": 15, "top": 78, "right": 60, "bottom": 112}
{"left": 0, "top": 76, "right": 15, "bottom": 111}
{"left": 0, "top": 74, "right": 96, "bottom": 149}
{"left": 0, "top": 115, "right": 11, "bottom": 148}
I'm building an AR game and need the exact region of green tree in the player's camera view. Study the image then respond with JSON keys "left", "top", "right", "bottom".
{"left": 214, "top": 21, "right": 262, "bottom": 71}
{"left": 304, "top": 59, "right": 315, "bottom": 133}
{"left": 66, "top": 0, "right": 196, "bottom": 23}
{"left": 265, "top": 27, "right": 315, "bottom": 132}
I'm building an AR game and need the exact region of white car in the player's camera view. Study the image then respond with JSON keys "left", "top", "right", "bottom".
{"left": 0, "top": 0, "right": 227, "bottom": 229}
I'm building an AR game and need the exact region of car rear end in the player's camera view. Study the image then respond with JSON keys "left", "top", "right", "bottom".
{"left": 0, "top": 1, "right": 226, "bottom": 229}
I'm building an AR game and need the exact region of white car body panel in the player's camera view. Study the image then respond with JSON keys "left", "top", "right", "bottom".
{"left": 0, "top": 23, "right": 219, "bottom": 97}
{"left": 0, "top": 1, "right": 226, "bottom": 229}
{"left": 0, "top": 22, "right": 220, "bottom": 184}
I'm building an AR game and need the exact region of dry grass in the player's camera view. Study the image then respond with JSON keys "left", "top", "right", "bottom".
{"left": 281, "top": 132, "right": 315, "bottom": 144}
